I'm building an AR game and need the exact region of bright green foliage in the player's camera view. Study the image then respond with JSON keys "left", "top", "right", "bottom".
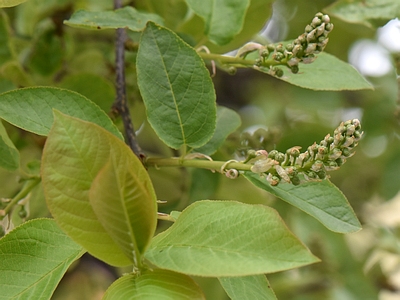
{"left": 0, "top": 218, "right": 85, "bottom": 300}
{"left": 194, "top": 106, "right": 241, "bottom": 155}
{"left": 243, "top": 172, "right": 361, "bottom": 233}
{"left": 41, "top": 111, "right": 155, "bottom": 266}
{"left": 103, "top": 270, "right": 205, "bottom": 300}
{"left": 219, "top": 275, "right": 277, "bottom": 300}
{"left": 0, "top": 87, "right": 123, "bottom": 139}
{"left": 258, "top": 52, "right": 373, "bottom": 91}
{"left": 137, "top": 22, "right": 216, "bottom": 149}
{"left": 145, "top": 200, "right": 319, "bottom": 277}
{"left": 325, "top": 0, "right": 400, "bottom": 28}
{"left": 64, "top": 6, "right": 164, "bottom": 31}
{"left": 0, "top": 121, "right": 19, "bottom": 171}
{"left": 185, "top": 0, "right": 250, "bottom": 45}
{"left": 0, "top": 0, "right": 28, "bottom": 7}
{"left": 89, "top": 154, "right": 157, "bottom": 265}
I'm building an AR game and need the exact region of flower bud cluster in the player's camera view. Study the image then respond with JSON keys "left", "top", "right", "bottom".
{"left": 236, "top": 12, "right": 333, "bottom": 77}
{"left": 249, "top": 119, "right": 362, "bottom": 186}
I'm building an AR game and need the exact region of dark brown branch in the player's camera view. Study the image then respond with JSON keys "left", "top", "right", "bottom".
{"left": 113, "top": 0, "right": 144, "bottom": 160}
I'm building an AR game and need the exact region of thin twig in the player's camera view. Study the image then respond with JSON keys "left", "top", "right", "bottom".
{"left": 112, "top": 0, "right": 144, "bottom": 160}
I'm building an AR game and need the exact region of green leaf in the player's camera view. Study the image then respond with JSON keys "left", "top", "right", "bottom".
{"left": 194, "top": 106, "right": 241, "bottom": 155}
{"left": 0, "top": 0, "right": 28, "bottom": 7}
{"left": 0, "top": 218, "right": 85, "bottom": 300}
{"left": 243, "top": 172, "right": 362, "bottom": 233}
{"left": 206, "top": 0, "right": 273, "bottom": 53}
{"left": 64, "top": 6, "right": 164, "bottom": 31}
{"left": 325, "top": 0, "right": 400, "bottom": 28}
{"left": 259, "top": 52, "right": 373, "bottom": 91}
{"left": 145, "top": 200, "right": 319, "bottom": 277}
{"left": 219, "top": 275, "right": 277, "bottom": 300}
{"left": 137, "top": 22, "right": 216, "bottom": 149}
{"left": 135, "top": 0, "right": 188, "bottom": 30}
{"left": 41, "top": 111, "right": 134, "bottom": 266}
{"left": 89, "top": 155, "right": 157, "bottom": 264}
{"left": 0, "top": 87, "right": 123, "bottom": 139}
{"left": 103, "top": 270, "right": 205, "bottom": 300}
{"left": 0, "top": 120, "right": 19, "bottom": 171}
{"left": 185, "top": 0, "right": 250, "bottom": 45}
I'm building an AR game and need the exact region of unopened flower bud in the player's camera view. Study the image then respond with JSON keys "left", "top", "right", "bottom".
{"left": 346, "top": 124, "right": 356, "bottom": 136}
{"left": 315, "top": 12, "right": 324, "bottom": 19}
{"left": 268, "top": 150, "right": 279, "bottom": 159}
{"left": 266, "top": 174, "right": 280, "bottom": 186}
{"left": 342, "top": 136, "right": 354, "bottom": 147}
{"left": 275, "top": 152, "right": 285, "bottom": 163}
{"left": 312, "top": 17, "right": 322, "bottom": 27}
{"left": 329, "top": 148, "right": 342, "bottom": 160}
{"left": 305, "top": 24, "right": 314, "bottom": 33}
{"left": 316, "top": 24, "right": 326, "bottom": 37}
{"left": 321, "top": 15, "right": 330, "bottom": 23}
{"left": 311, "top": 160, "right": 324, "bottom": 171}
{"left": 305, "top": 43, "right": 317, "bottom": 55}
{"left": 325, "top": 23, "right": 334, "bottom": 32}
{"left": 273, "top": 52, "right": 285, "bottom": 61}
{"left": 290, "top": 65, "right": 299, "bottom": 74}
{"left": 267, "top": 44, "right": 276, "bottom": 51}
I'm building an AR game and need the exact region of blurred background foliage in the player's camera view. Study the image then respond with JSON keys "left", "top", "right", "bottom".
{"left": 0, "top": 0, "right": 400, "bottom": 299}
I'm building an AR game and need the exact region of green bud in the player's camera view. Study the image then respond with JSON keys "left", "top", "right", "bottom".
{"left": 305, "top": 43, "right": 317, "bottom": 55}
{"left": 268, "top": 149, "right": 279, "bottom": 159}
{"left": 291, "top": 174, "right": 301, "bottom": 185}
{"left": 315, "top": 12, "right": 324, "bottom": 19}
{"left": 312, "top": 17, "right": 322, "bottom": 27}
{"left": 321, "top": 15, "right": 329, "bottom": 23}
{"left": 341, "top": 148, "right": 351, "bottom": 157}
{"left": 329, "top": 148, "right": 342, "bottom": 160}
{"left": 325, "top": 23, "right": 334, "bottom": 32}
{"left": 336, "top": 157, "right": 345, "bottom": 166}
{"left": 275, "top": 152, "right": 285, "bottom": 163}
{"left": 305, "top": 25, "right": 314, "bottom": 33}
{"left": 273, "top": 52, "right": 285, "bottom": 61}
{"left": 267, "top": 44, "right": 276, "bottom": 51}
{"left": 290, "top": 65, "right": 299, "bottom": 74}
{"left": 306, "top": 171, "right": 317, "bottom": 179}
{"left": 266, "top": 174, "right": 280, "bottom": 186}
{"left": 286, "top": 43, "right": 294, "bottom": 52}
{"left": 18, "top": 207, "right": 27, "bottom": 219}
{"left": 261, "top": 49, "right": 270, "bottom": 58}
{"left": 276, "top": 44, "right": 284, "bottom": 53}
{"left": 316, "top": 169, "right": 327, "bottom": 179}
{"left": 254, "top": 58, "right": 262, "bottom": 67}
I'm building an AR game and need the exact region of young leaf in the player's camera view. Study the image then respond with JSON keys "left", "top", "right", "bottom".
{"left": 194, "top": 106, "right": 241, "bottom": 155}
{"left": 64, "top": 6, "right": 164, "bottom": 31}
{"left": 145, "top": 200, "right": 319, "bottom": 277}
{"left": 89, "top": 156, "right": 157, "bottom": 265}
{"left": 0, "top": 87, "right": 123, "bottom": 139}
{"left": 0, "top": 120, "right": 19, "bottom": 171}
{"left": 185, "top": 0, "right": 250, "bottom": 45}
{"left": 325, "top": 0, "right": 400, "bottom": 28}
{"left": 0, "top": 0, "right": 28, "bottom": 7}
{"left": 0, "top": 218, "right": 85, "bottom": 300}
{"left": 137, "top": 22, "right": 216, "bottom": 149}
{"left": 42, "top": 111, "right": 138, "bottom": 266}
{"left": 103, "top": 270, "right": 205, "bottom": 300}
{"left": 205, "top": 0, "right": 273, "bottom": 53}
{"left": 259, "top": 52, "right": 373, "bottom": 91}
{"left": 243, "top": 172, "right": 362, "bottom": 233}
{"left": 219, "top": 275, "right": 277, "bottom": 300}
